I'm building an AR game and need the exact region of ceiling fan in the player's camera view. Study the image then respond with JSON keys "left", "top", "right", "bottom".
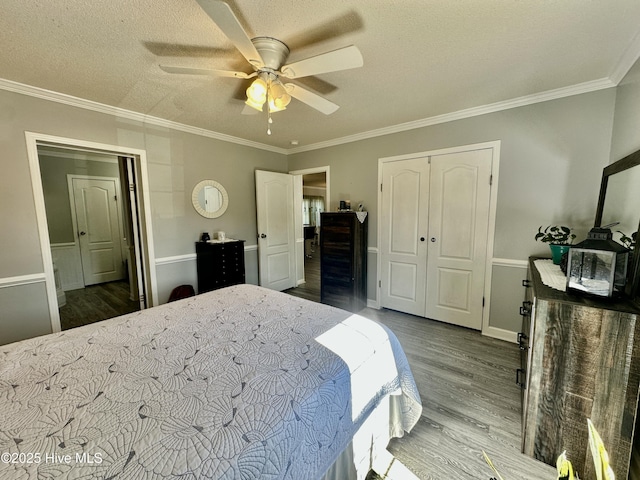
{"left": 160, "top": 0, "right": 364, "bottom": 134}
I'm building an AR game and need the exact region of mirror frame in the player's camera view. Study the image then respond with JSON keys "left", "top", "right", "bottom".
{"left": 594, "top": 148, "right": 640, "bottom": 302}
{"left": 192, "top": 180, "right": 229, "bottom": 219}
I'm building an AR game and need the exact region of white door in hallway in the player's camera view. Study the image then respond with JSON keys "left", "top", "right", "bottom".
{"left": 380, "top": 157, "right": 430, "bottom": 316}
{"left": 255, "top": 170, "right": 297, "bottom": 291}
{"left": 425, "top": 149, "right": 492, "bottom": 330}
{"left": 71, "top": 177, "right": 125, "bottom": 286}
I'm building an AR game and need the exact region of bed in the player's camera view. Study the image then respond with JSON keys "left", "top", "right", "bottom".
{"left": 0, "top": 284, "right": 422, "bottom": 479}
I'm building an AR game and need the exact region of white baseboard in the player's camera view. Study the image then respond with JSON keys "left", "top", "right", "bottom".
{"left": 367, "top": 298, "right": 380, "bottom": 309}
{"left": 482, "top": 325, "right": 517, "bottom": 343}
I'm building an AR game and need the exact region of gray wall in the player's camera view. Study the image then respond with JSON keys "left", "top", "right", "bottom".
{"left": 0, "top": 82, "right": 627, "bottom": 345}
{"left": 288, "top": 89, "right": 617, "bottom": 334}
{"left": 611, "top": 56, "right": 640, "bottom": 161}
{"left": 0, "top": 88, "right": 287, "bottom": 345}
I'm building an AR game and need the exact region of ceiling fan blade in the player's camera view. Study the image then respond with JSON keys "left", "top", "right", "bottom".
{"left": 159, "top": 65, "right": 255, "bottom": 79}
{"left": 195, "top": 0, "right": 263, "bottom": 68}
{"left": 284, "top": 84, "right": 339, "bottom": 115}
{"left": 280, "top": 45, "right": 363, "bottom": 79}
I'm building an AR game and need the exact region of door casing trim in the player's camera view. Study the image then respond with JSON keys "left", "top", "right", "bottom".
{"left": 25, "top": 131, "right": 158, "bottom": 334}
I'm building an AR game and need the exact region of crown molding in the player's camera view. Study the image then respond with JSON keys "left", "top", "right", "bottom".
{"left": 0, "top": 78, "right": 288, "bottom": 155}
{"left": 0, "top": 75, "right": 621, "bottom": 156}
{"left": 609, "top": 29, "right": 640, "bottom": 85}
{"left": 287, "top": 77, "right": 617, "bottom": 154}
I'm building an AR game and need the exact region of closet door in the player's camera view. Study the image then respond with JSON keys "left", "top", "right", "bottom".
{"left": 425, "top": 149, "right": 492, "bottom": 329}
{"left": 379, "top": 147, "right": 493, "bottom": 330}
{"left": 380, "top": 157, "right": 430, "bottom": 315}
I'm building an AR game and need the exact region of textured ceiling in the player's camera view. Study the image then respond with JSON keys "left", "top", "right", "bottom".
{"left": 2, "top": 0, "right": 640, "bottom": 151}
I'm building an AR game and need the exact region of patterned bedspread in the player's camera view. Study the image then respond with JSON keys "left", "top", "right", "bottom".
{"left": 0, "top": 284, "right": 421, "bottom": 479}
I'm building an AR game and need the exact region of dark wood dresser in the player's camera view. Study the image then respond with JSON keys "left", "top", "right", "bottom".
{"left": 320, "top": 212, "right": 367, "bottom": 312}
{"left": 519, "top": 256, "right": 640, "bottom": 479}
{"left": 196, "top": 240, "right": 245, "bottom": 294}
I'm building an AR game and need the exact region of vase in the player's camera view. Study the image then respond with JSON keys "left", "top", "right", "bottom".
{"left": 549, "top": 244, "right": 570, "bottom": 265}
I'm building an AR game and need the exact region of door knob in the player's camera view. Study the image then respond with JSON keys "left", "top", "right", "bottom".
{"left": 260, "top": 233, "right": 267, "bottom": 238}
{"left": 430, "top": 237, "right": 436, "bottom": 242}
{"left": 420, "top": 237, "right": 425, "bottom": 242}
{"left": 79, "top": 231, "right": 86, "bottom": 236}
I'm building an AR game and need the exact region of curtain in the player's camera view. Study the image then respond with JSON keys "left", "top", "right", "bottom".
{"left": 303, "top": 196, "right": 324, "bottom": 226}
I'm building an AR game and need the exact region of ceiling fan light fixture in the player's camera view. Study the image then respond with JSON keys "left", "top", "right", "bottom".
{"left": 160, "top": 3, "right": 364, "bottom": 135}
{"left": 245, "top": 97, "right": 264, "bottom": 112}
{"left": 268, "top": 97, "right": 287, "bottom": 113}
{"left": 267, "top": 79, "right": 291, "bottom": 112}
{"left": 245, "top": 76, "right": 268, "bottom": 107}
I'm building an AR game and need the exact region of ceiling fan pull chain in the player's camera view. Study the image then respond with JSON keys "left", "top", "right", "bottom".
{"left": 266, "top": 82, "right": 273, "bottom": 135}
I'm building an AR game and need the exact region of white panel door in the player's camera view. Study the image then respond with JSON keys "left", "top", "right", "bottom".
{"left": 256, "top": 170, "right": 297, "bottom": 291}
{"left": 380, "top": 158, "right": 430, "bottom": 315}
{"left": 425, "top": 149, "right": 492, "bottom": 329}
{"left": 72, "top": 177, "right": 125, "bottom": 286}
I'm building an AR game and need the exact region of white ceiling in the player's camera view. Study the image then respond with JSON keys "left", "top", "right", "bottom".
{"left": 2, "top": 0, "right": 640, "bottom": 152}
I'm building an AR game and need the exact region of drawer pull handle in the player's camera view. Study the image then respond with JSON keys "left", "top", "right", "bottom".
{"left": 517, "top": 332, "right": 528, "bottom": 350}
{"left": 519, "top": 301, "right": 532, "bottom": 316}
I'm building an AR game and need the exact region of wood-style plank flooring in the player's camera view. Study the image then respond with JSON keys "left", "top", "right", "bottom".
{"left": 286, "top": 257, "right": 556, "bottom": 479}
{"left": 284, "top": 242, "right": 320, "bottom": 302}
{"left": 360, "top": 308, "right": 557, "bottom": 479}
{"left": 59, "top": 280, "right": 140, "bottom": 330}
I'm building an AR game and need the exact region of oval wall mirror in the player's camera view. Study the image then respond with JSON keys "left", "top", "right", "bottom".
{"left": 192, "top": 180, "right": 228, "bottom": 218}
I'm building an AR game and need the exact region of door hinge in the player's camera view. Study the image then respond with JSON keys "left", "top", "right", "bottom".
{"left": 489, "top": 174, "right": 493, "bottom": 186}
{"left": 482, "top": 296, "right": 485, "bottom": 307}
{"left": 379, "top": 280, "right": 381, "bottom": 287}
{"left": 129, "top": 183, "right": 135, "bottom": 192}
{"left": 380, "top": 183, "right": 383, "bottom": 192}
{"left": 139, "top": 294, "right": 145, "bottom": 304}
{"left": 114, "top": 195, "right": 117, "bottom": 201}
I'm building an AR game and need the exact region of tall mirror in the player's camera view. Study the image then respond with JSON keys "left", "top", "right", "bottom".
{"left": 192, "top": 180, "right": 228, "bottom": 218}
{"left": 594, "top": 149, "right": 640, "bottom": 300}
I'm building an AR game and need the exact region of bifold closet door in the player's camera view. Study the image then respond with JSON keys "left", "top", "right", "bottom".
{"left": 380, "top": 157, "right": 430, "bottom": 316}
{"left": 380, "top": 148, "right": 492, "bottom": 330}
{"left": 425, "top": 150, "right": 492, "bottom": 330}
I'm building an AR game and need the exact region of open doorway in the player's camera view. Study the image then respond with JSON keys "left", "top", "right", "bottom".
{"left": 38, "top": 146, "right": 141, "bottom": 329}
{"left": 286, "top": 167, "right": 329, "bottom": 303}
{"left": 26, "top": 132, "right": 157, "bottom": 333}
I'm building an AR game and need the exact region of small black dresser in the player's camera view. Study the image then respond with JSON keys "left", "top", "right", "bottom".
{"left": 320, "top": 212, "right": 367, "bottom": 312}
{"left": 196, "top": 240, "right": 245, "bottom": 294}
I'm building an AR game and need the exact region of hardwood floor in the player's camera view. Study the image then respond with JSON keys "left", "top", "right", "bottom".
{"left": 286, "top": 260, "right": 556, "bottom": 479}
{"left": 357, "top": 308, "right": 557, "bottom": 480}
{"left": 59, "top": 280, "right": 140, "bottom": 330}
{"left": 284, "top": 241, "right": 320, "bottom": 302}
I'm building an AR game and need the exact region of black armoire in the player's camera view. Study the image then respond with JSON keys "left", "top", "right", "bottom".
{"left": 320, "top": 212, "right": 367, "bottom": 312}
